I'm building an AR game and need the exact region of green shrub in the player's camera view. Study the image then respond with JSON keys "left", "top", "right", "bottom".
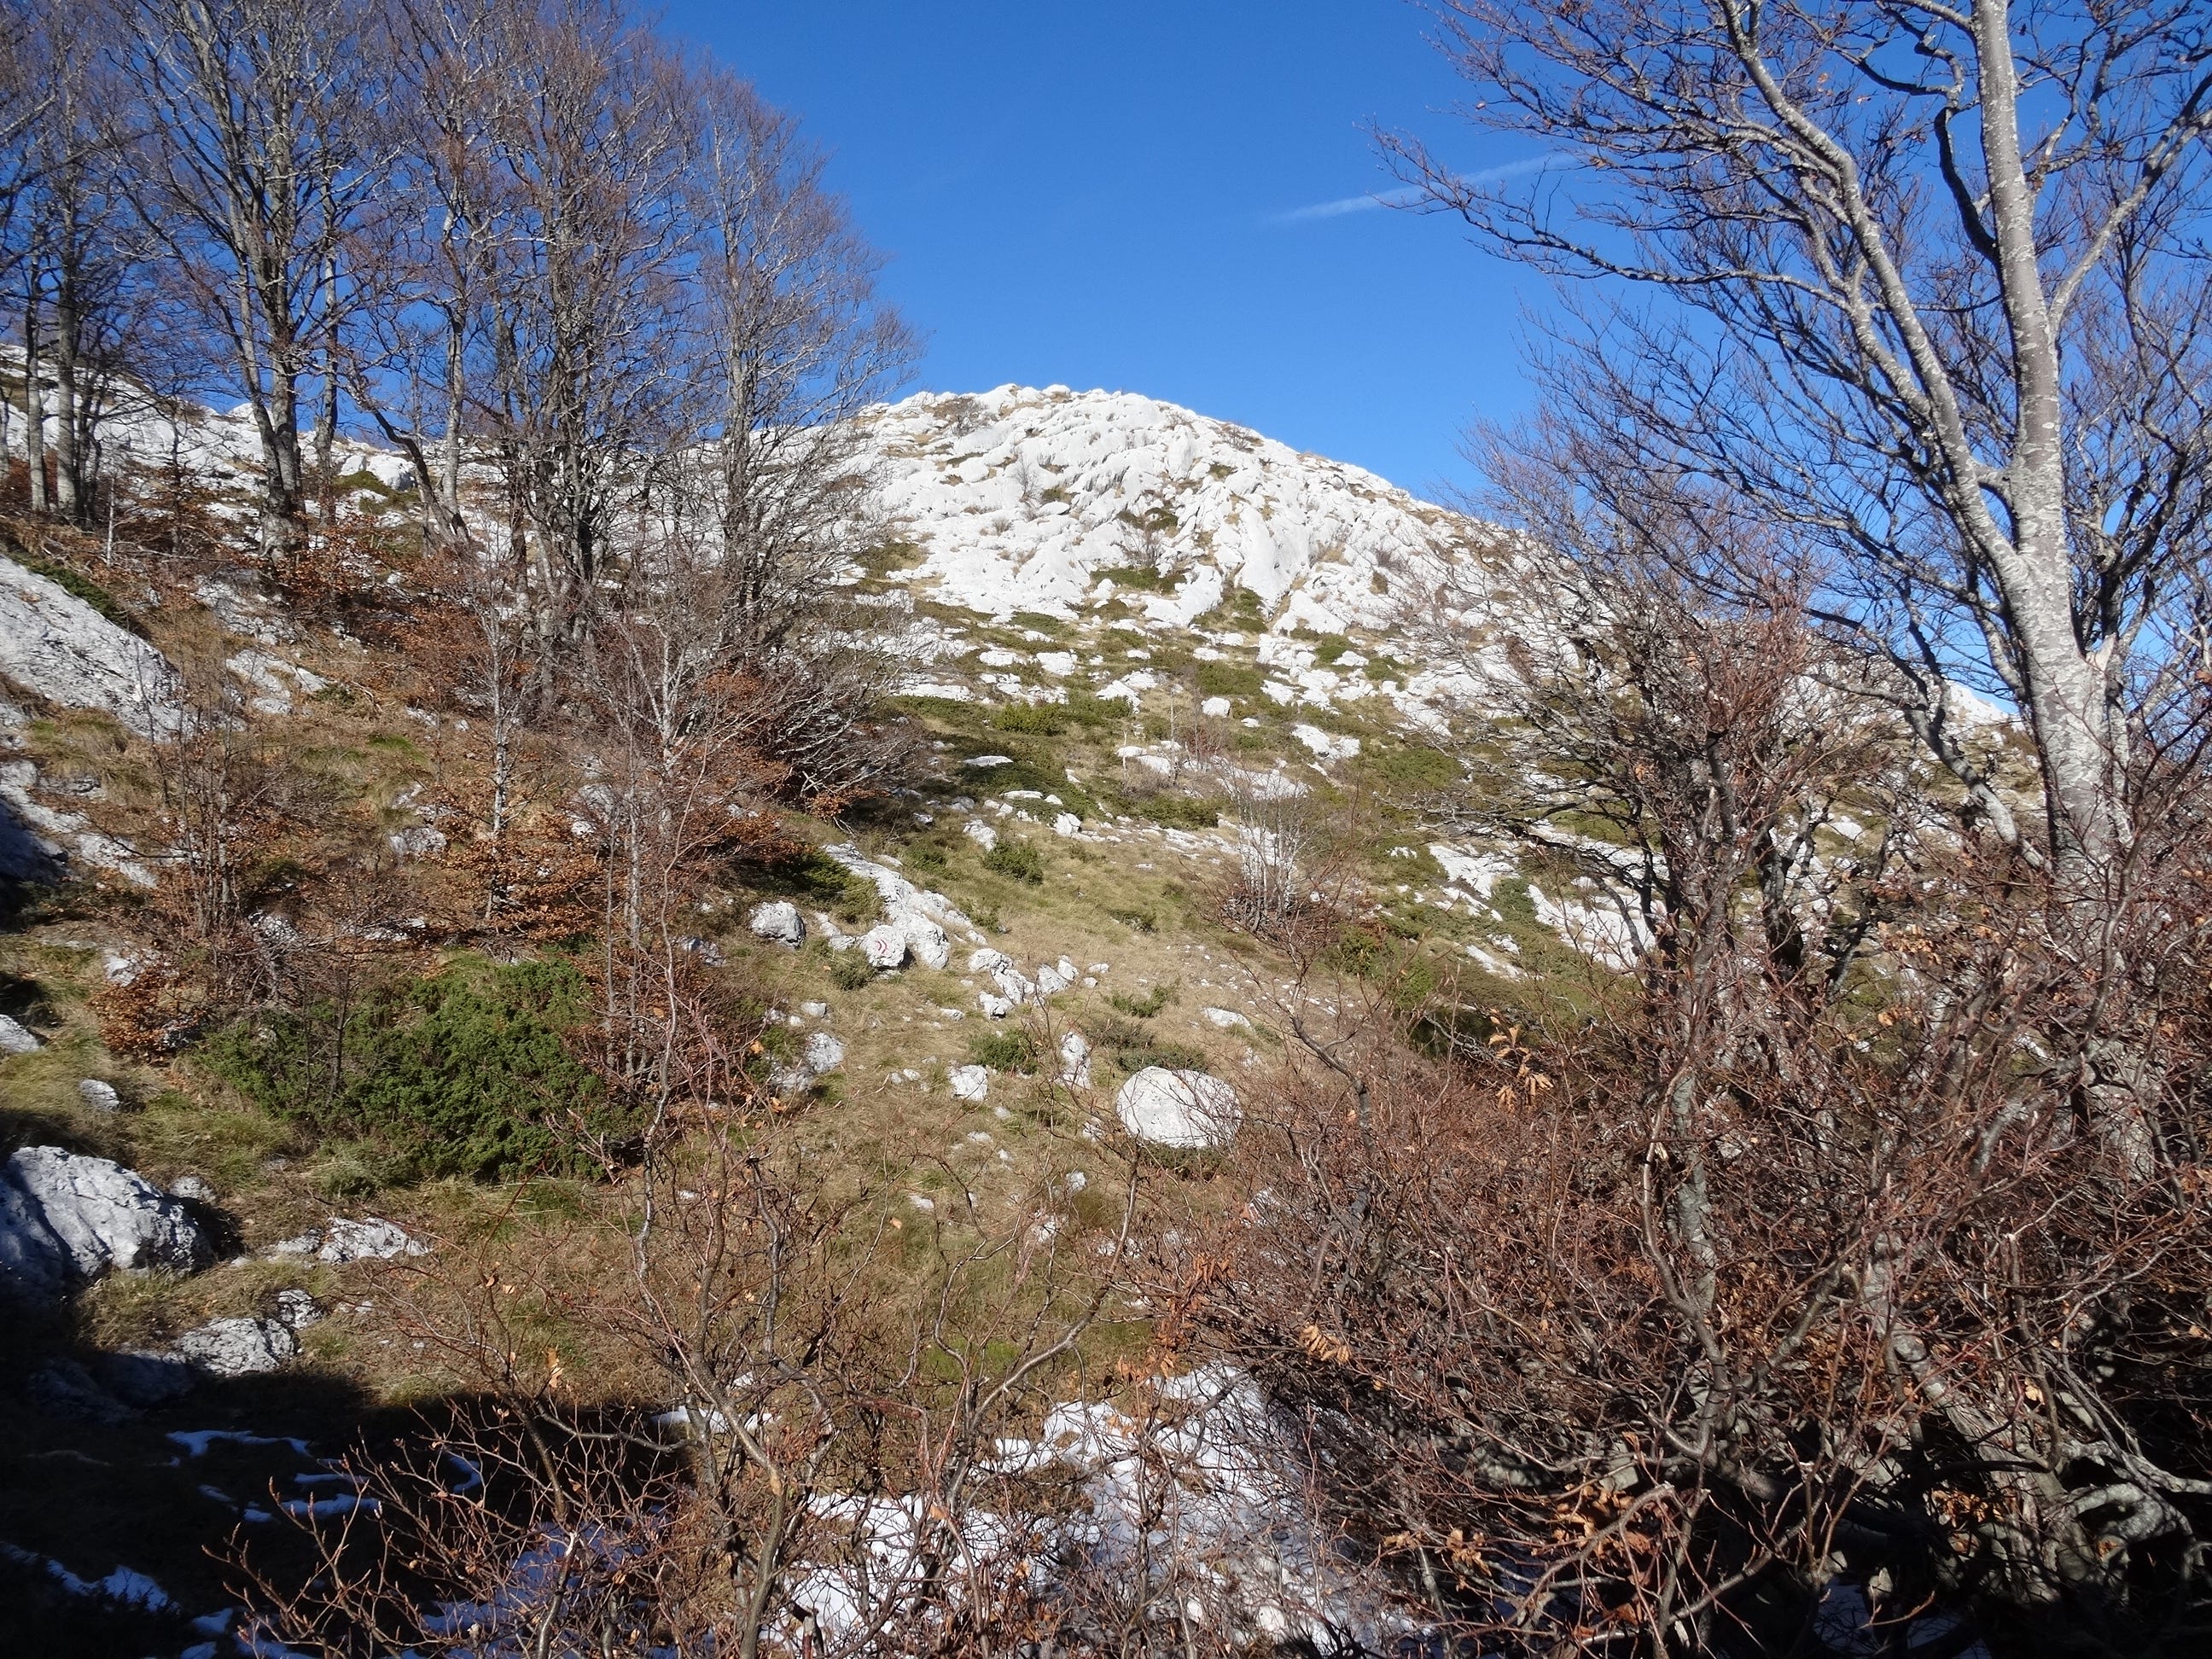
{"left": 829, "top": 950, "right": 876, "bottom": 990}
{"left": 1359, "top": 745, "right": 1458, "bottom": 793}
{"left": 202, "top": 958, "right": 619, "bottom": 1182}
{"left": 756, "top": 849, "right": 878, "bottom": 923}
{"left": 1109, "top": 981, "right": 1176, "bottom": 1018}
{"left": 993, "top": 703, "right": 1068, "bottom": 736}
{"left": 1313, "top": 634, "right": 1352, "bottom": 665}
{"left": 1195, "top": 661, "right": 1265, "bottom": 700}
{"left": 1091, "top": 1016, "right": 1208, "bottom": 1075}
{"left": 1063, "top": 689, "right": 1131, "bottom": 727}
{"left": 1132, "top": 794, "right": 1221, "bottom": 830}
{"left": 904, "top": 841, "right": 950, "bottom": 876}
{"left": 1097, "top": 563, "right": 1173, "bottom": 592}
{"left": 969, "top": 1029, "right": 1039, "bottom": 1074}
{"left": 983, "top": 841, "right": 1045, "bottom": 883}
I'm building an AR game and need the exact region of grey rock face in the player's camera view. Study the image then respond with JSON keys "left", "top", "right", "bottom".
{"left": 175, "top": 1315, "right": 298, "bottom": 1377}
{"left": 1115, "top": 1068, "right": 1242, "bottom": 1150}
{"left": 0, "top": 1177, "right": 68, "bottom": 1305}
{"left": 0, "top": 556, "right": 181, "bottom": 736}
{"left": 892, "top": 910, "right": 951, "bottom": 969}
{"left": 168, "top": 1174, "right": 215, "bottom": 1203}
{"left": 77, "top": 1079, "right": 120, "bottom": 1112}
{"left": 28, "top": 1359, "right": 132, "bottom": 1423}
{"left": 860, "top": 925, "right": 908, "bottom": 969}
{"left": 748, "top": 900, "right": 805, "bottom": 946}
{"left": 316, "top": 1216, "right": 425, "bottom": 1262}
{"left": 0, "top": 1012, "right": 40, "bottom": 1055}
{"left": 4, "top": 1146, "right": 212, "bottom": 1279}
{"left": 98, "top": 1348, "right": 197, "bottom": 1406}
{"left": 274, "top": 1288, "right": 324, "bottom": 1329}
{"left": 802, "top": 1032, "right": 847, "bottom": 1074}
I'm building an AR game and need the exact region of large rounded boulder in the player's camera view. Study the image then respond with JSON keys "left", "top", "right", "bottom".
{"left": 5, "top": 1146, "right": 212, "bottom": 1280}
{"left": 1115, "top": 1068, "right": 1240, "bottom": 1150}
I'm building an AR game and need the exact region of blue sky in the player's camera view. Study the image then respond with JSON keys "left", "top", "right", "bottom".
{"left": 660, "top": 1, "right": 1551, "bottom": 501}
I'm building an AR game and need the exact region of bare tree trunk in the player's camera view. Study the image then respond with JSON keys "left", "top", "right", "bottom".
{"left": 21, "top": 254, "right": 44, "bottom": 513}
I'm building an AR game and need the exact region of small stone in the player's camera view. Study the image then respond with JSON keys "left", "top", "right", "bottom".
{"left": 979, "top": 992, "right": 1014, "bottom": 1019}
{"left": 963, "top": 819, "right": 998, "bottom": 853}
{"left": 803, "top": 1032, "right": 847, "bottom": 1073}
{"left": 0, "top": 1013, "right": 40, "bottom": 1055}
{"left": 1202, "top": 1007, "right": 1254, "bottom": 1030}
{"left": 1201, "top": 696, "right": 1232, "bottom": 718}
{"left": 747, "top": 901, "right": 805, "bottom": 947}
{"left": 1034, "top": 964, "right": 1071, "bottom": 997}
{"left": 1052, "top": 813, "right": 1081, "bottom": 837}
{"left": 274, "top": 1288, "right": 324, "bottom": 1330}
{"left": 169, "top": 1175, "right": 215, "bottom": 1202}
{"left": 77, "top": 1079, "right": 121, "bottom": 1113}
{"left": 1058, "top": 1031, "right": 1092, "bottom": 1088}
{"left": 948, "top": 1064, "right": 990, "bottom": 1102}
{"left": 1063, "top": 1170, "right": 1088, "bottom": 1193}
{"left": 266, "top": 1231, "right": 322, "bottom": 1258}
{"left": 29, "top": 1359, "right": 133, "bottom": 1423}
{"left": 798, "top": 1001, "right": 829, "bottom": 1018}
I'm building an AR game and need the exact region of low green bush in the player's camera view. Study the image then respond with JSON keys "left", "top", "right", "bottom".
{"left": 969, "top": 1029, "right": 1039, "bottom": 1074}
{"left": 1109, "top": 981, "right": 1176, "bottom": 1018}
{"left": 1195, "top": 661, "right": 1266, "bottom": 700}
{"left": 1130, "top": 794, "right": 1222, "bottom": 830}
{"left": 993, "top": 703, "right": 1068, "bottom": 736}
{"left": 829, "top": 950, "right": 876, "bottom": 990}
{"left": 983, "top": 841, "right": 1045, "bottom": 883}
{"left": 202, "top": 958, "right": 621, "bottom": 1182}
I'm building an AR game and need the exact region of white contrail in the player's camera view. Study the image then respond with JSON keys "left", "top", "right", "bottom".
{"left": 1272, "top": 153, "right": 1563, "bottom": 224}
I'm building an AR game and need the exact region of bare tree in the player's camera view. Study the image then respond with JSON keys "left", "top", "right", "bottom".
{"left": 1392, "top": 0, "right": 2212, "bottom": 1166}
{"left": 466, "top": 0, "right": 696, "bottom": 647}
{"left": 1185, "top": 577, "right": 2212, "bottom": 1653}
{"left": 119, "top": 0, "right": 387, "bottom": 553}
{"left": 681, "top": 67, "right": 916, "bottom": 657}
{"left": 12, "top": 0, "right": 163, "bottom": 524}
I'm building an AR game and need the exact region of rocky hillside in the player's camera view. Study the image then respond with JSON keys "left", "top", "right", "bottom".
{"left": 0, "top": 385, "right": 1660, "bottom": 1654}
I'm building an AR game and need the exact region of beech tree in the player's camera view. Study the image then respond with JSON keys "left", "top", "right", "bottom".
{"left": 120, "top": 0, "right": 387, "bottom": 551}
{"left": 1394, "top": 0, "right": 2212, "bottom": 1167}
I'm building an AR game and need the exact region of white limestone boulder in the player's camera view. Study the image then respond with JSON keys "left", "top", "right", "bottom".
{"left": 1115, "top": 1068, "right": 1241, "bottom": 1150}
{"left": 748, "top": 900, "right": 805, "bottom": 946}
{"left": 0, "top": 556, "right": 181, "bottom": 736}
{"left": 4, "top": 1146, "right": 212, "bottom": 1279}
{"left": 317, "top": 1216, "right": 426, "bottom": 1262}
{"left": 175, "top": 1315, "right": 297, "bottom": 1377}
{"left": 892, "top": 909, "right": 951, "bottom": 969}
{"left": 949, "top": 1064, "right": 990, "bottom": 1102}
{"left": 0, "top": 1012, "right": 40, "bottom": 1055}
{"left": 0, "top": 1179, "right": 68, "bottom": 1306}
{"left": 861, "top": 925, "right": 908, "bottom": 969}
{"left": 1058, "top": 1031, "right": 1092, "bottom": 1088}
